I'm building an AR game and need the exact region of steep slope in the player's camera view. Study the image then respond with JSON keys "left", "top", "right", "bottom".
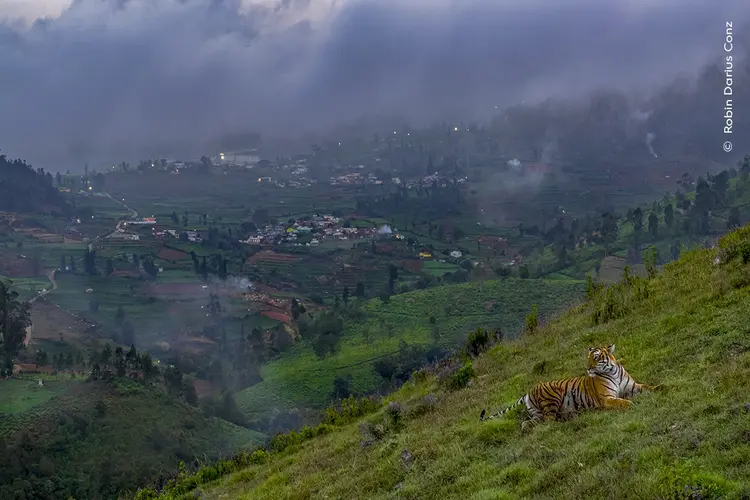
{"left": 140, "top": 226, "right": 750, "bottom": 500}
{"left": 0, "top": 378, "right": 266, "bottom": 500}
{"left": 236, "top": 277, "right": 586, "bottom": 426}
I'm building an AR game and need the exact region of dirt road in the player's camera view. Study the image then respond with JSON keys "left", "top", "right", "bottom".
{"left": 24, "top": 269, "right": 58, "bottom": 346}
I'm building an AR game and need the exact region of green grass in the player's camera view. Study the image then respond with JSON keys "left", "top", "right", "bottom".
{"left": 0, "top": 376, "right": 72, "bottom": 416}
{"left": 236, "top": 277, "right": 586, "bottom": 423}
{"left": 173, "top": 226, "right": 750, "bottom": 500}
{"left": 0, "top": 377, "right": 267, "bottom": 499}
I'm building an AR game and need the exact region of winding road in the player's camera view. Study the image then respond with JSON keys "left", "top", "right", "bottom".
{"left": 22, "top": 192, "right": 136, "bottom": 347}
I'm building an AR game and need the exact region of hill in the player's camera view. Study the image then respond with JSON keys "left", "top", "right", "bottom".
{"left": 0, "top": 376, "right": 266, "bottom": 500}
{"left": 0, "top": 153, "right": 69, "bottom": 214}
{"left": 235, "top": 277, "right": 586, "bottom": 428}
{"left": 143, "top": 225, "right": 750, "bottom": 499}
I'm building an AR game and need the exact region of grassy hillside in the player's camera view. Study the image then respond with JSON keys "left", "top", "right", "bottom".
{"left": 236, "top": 277, "right": 586, "bottom": 427}
{"left": 151, "top": 226, "right": 750, "bottom": 499}
{"left": 0, "top": 376, "right": 266, "bottom": 500}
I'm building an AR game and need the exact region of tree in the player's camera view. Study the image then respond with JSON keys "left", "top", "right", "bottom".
{"left": 519, "top": 264, "right": 530, "bottom": 279}
{"left": 664, "top": 203, "right": 674, "bottom": 229}
{"left": 632, "top": 208, "right": 644, "bottom": 234}
{"left": 35, "top": 349, "right": 48, "bottom": 368}
{"left": 387, "top": 265, "right": 399, "bottom": 294}
{"left": 354, "top": 281, "right": 365, "bottom": 298}
{"left": 648, "top": 212, "right": 658, "bottom": 239}
{"left": 84, "top": 249, "right": 97, "bottom": 276}
{"left": 69, "top": 256, "right": 76, "bottom": 273}
{"left": 105, "top": 258, "right": 114, "bottom": 276}
{"left": 171, "top": 211, "right": 179, "bottom": 224}
{"left": 711, "top": 170, "right": 729, "bottom": 205}
{"left": 60, "top": 255, "right": 67, "bottom": 272}
{"left": 452, "top": 226, "right": 465, "bottom": 241}
{"left": 600, "top": 212, "right": 619, "bottom": 256}
{"left": 200, "top": 257, "right": 208, "bottom": 279}
{"left": 694, "top": 177, "right": 715, "bottom": 212}
{"left": 142, "top": 257, "right": 159, "bottom": 278}
{"left": 728, "top": 206, "right": 741, "bottom": 228}
{"left": 331, "top": 375, "right": 352, "bottom": 399}
{"left": 0, "top": 280, "right": 31, "bottom": 375}
{"left": 342, "top": 286, "right": 349, "bottom": 306}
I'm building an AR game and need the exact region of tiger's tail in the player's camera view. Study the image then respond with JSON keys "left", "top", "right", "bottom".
{"left": 480, "top": 395, "right": 526, "bottom": 421}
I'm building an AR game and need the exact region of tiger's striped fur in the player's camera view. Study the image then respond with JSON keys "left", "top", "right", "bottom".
{"left": 479, "top": 344, "right": 661, "bottom": 430}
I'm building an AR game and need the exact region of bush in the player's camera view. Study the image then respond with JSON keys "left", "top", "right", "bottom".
{"left": 658, "top": 464, "right": 737, "bottom": 500}
{"left": 465, "top": 327, "right": 501, "bottom": 357}
{"left": 448, "top": 361, "right": 475, "bottom": 390}
{"left": 524, "top": 304, "right": 539, "bottom": 334}
{"left": 718, "top": 224, "right": 750, "bottom": 265}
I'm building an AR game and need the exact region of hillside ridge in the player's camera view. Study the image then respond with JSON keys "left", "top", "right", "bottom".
{"left": 134, "top": 225, "right": 750, "bottom": 499}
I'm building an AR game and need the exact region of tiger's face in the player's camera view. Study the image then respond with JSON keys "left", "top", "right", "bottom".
{"left": 587, "top": 344, "right": 617, "bottom": 374}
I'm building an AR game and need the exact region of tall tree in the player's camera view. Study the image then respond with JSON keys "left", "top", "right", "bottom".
{"left": 0, "top": 280, "right": 32, "bottom": 375}
{"left": 648, "top": 212, "right": 658, "bottom": 239}
{"left": 664, "top": 203, "right": 674, "bottom": 229}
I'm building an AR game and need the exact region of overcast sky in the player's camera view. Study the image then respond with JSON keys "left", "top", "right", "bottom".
{"left": 0, "top": 0, "right": 747, "bottom": 168}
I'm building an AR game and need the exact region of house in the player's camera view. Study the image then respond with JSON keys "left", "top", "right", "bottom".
{"left": 242, "top": 236, "right": 263, "bottom": 245}
{"left": 310, "top": 238, "right": 320, "bottom": 246}
{"left": 450, "top": 250, "right": 463, "bottom": 259}
{"left": 186, "top": 230, "right": 202, "bottom": 243}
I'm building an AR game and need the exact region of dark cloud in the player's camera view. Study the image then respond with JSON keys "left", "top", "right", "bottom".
{"left": 0, "top": 0, "right": 747, "bottom": 168}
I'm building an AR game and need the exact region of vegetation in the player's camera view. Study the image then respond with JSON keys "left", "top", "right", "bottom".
{"left": 0, "top": 152, "right": 69, "bottom": 214}
{"left": 234, "top": 277, "right": 585, "bottom": 427}
{"left": 137, "top": 224, "right": 750, "bottom": 500}
{"left": 0, "top": 279, "right": 31, "bottom": 376}
{"left": 0, "top": 376, "right": 265, "bottom": 500}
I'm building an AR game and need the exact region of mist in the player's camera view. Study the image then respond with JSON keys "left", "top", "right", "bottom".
{"left": 1, "top": 0, "right": 748, "bottom": 169}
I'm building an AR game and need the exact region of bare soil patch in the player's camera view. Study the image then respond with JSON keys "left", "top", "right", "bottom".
{"left": 261, "top": 310, "right": 292, "bottom": 324}
{"left": 157, "top": 246, "right": 189, "bottom": 262}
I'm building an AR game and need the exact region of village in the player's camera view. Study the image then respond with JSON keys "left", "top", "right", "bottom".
{"left": 239, "top": 214, "right": 379, "bottom": 247}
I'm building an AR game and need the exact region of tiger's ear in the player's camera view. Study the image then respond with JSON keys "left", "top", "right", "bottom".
{"left": 608, "top": 344, "right": 615, "bottom": 354}
{"left": 589, "top": 347, "right": 595, "bottom": 352}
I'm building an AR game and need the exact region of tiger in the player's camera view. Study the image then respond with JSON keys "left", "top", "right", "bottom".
{"left": 479, "top": 344, "right": 661, "bottom": 431}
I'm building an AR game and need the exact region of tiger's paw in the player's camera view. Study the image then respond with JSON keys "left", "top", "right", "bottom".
{"left": 479, "top": 409, "right": 486, "bottom": 421}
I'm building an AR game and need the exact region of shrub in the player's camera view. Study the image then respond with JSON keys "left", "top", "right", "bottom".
{"left": 448, "top": 361, "right": 475, "bottom": 390}
{"left": 658, "top": 464, "right": 737, "bottom": 500}
{"left": 718, "top": 224, "right": 750, "bottom": 265}
{"left": 386, "top": 402, "right": 403, "bottom": 430}
{"left": 465, "top": 327, "right": 493, "bottom": 357}
{"left": 524, "top": 304, "right": 539, "bottom": 334}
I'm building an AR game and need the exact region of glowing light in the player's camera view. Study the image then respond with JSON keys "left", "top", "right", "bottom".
{"left": 454, "top": 127, "right": 458, "bottom": 131}
{"left": 258, "top": 178, "right": 262, "bottom": 182}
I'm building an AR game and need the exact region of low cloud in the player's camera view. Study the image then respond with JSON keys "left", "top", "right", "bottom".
{"left": 0, "top": 0, "right": 747, "bottom": 168}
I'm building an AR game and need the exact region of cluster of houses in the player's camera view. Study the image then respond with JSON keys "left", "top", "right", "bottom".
{"left": 240, "top": 214, "right": 380, "bottom": 247}
{"left": 330, "top": 171, "right": 384, "bottom": 186}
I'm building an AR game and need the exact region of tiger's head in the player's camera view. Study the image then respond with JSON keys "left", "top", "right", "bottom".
{"left": 587, "top": 344, "right": 617, "bottom": 375}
